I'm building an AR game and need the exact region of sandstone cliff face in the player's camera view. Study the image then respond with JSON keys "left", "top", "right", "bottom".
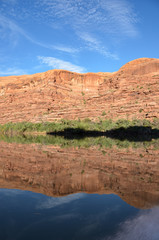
{"left": 0, "top": 58, "right": 159, "bottom": 123}
{"left": 0, "top": 141, "right": 159, "bottom": 209}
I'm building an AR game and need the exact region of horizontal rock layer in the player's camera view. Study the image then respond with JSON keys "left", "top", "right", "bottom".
{"left": 0, "top": 141, "right": 159, "bottom": 209}
{"left": 0, "top": 58, "right": 159, "bottom": 123}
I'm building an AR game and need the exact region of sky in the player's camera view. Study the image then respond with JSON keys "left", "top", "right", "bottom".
{"left": 0, "top": 0, "right": 159, "bottom": 76}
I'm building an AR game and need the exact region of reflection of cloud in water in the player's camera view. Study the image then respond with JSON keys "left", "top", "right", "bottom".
{"left": 0, "top": 189, "right": 24, "bottom": 196}
{"left": 107, "top": 207, "right": 159, "bottom": 240}
{"left": 37, "top": 193, "right": 86, "bottom": 209}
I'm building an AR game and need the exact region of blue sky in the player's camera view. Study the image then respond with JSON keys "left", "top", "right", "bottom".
{"left": 0, "top": 0, "right": 159, "bottom": 76}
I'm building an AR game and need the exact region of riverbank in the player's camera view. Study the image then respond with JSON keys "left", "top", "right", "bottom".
{"left": 0, "top": 119, "right": 159, "bottom": 149}
{"left": 0, "top": 118, "right": 159, "bottom": 135}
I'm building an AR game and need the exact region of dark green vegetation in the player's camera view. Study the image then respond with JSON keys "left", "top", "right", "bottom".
{"left": 0, "top": 119, "right": 159, "bottom": 149}
{"left": 0, "top": 131, "right": 159, "bottom": 149}
{"left": 1, "top": 118, "right": 159, "bottom": 134}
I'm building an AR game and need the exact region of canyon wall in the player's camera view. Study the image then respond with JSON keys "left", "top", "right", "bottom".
{"left": 0, "top": 58, "right": 159, "bottom": 123}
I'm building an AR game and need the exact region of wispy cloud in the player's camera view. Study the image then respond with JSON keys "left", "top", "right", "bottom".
{"left": 0, "top": 67, "right": 27, "bottom": 76}
{"left": 34, "top": 41, "right": 79, "bottom": 54}
{"left": 53, "top": 45, "right": 79, "bottom": 54}
{"left": 100, "top": 0, "right": 138, "bottom": 37}
{"left": 32, "top": 0, "right": 138, "bottom": 59}
{"left": 78, "top": 32, "right": 119, "bottom": 60}
{"left": 0, "top": 14, "right": 39, "bottom": 47}
{"left": 38, "top": 56, "right": 86, "bottom": 73}
{"left": 0, "top": 14, "right": 79, "bottom": 54}
{"left": 0, "top": 14, "right": 23, "bottom": 45}
{"left": 0, "top": 0, "right": 139, "bottom": 72}
{"left": 35, "top": 0, "right": 138, "bottom": 37}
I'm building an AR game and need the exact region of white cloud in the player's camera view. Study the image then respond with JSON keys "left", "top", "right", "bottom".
{"left": 0, "top": 14, "right": 36, "bottom": 46}
{"left": 34, "top": 41, "right": 79, "bottom": 54}
{"left": 32, "top": 0, "right": 138, "bottom": 59}
{"left": 38, "top": 56, "right": 86, "bottom": 73}
{"left": 0, "top": 67, "right": 27, "bottom": 76}
{"left": 0, "top": 0, "right": 138, "bottom": 61}
{"left": 35, "top": 0, "right": 138, "bottom": 37}
{"left": 100, "top": 0, "right": 138, "bottom": 37}
{"left": 53, "top": 45, "right": 79, "bottom": 54}
{"left": 78, "top": 32, "right": 119, "bottom": 60}
{"left": 0, "top": 15, "right": 21, "bottom": 45}
{"left": 0, "top": 14, "right": 79, "bottom": 54}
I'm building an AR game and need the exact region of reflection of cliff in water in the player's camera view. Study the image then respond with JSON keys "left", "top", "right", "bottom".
{"left": 0, "top": 141, "right": 159, "bottom": 209}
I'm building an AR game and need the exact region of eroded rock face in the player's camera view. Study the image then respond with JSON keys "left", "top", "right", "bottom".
{"left": 0, "top": 141, "right": 159, "bottom": 209}
{"left": 0, "top": 58, "right": 159, "bottom": 123}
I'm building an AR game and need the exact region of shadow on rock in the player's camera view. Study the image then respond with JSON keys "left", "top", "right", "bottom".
{"left": 47, "top": 126, "right": 159, "bottom": 142}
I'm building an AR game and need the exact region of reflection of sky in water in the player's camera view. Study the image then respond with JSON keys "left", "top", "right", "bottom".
{"left": 0, "top": 189, "right": 158, "bottom": 240}
{"left": 107, "top": 207, "right": 159, "bottom": 240}
{"left": 37, "top": 192, "right": 85, "bottom": 209}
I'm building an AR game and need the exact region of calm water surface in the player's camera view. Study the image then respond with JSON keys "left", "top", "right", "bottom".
{"left": 0, "top": 136, "right": 159, "bottom": 239}
{"left": 1, "top": 189, "right": 157, "bottom": 240}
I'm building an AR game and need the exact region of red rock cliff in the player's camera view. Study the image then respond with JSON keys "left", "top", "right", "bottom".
{"left": 0, "top": 58, "right": 159, "bottom": 123}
